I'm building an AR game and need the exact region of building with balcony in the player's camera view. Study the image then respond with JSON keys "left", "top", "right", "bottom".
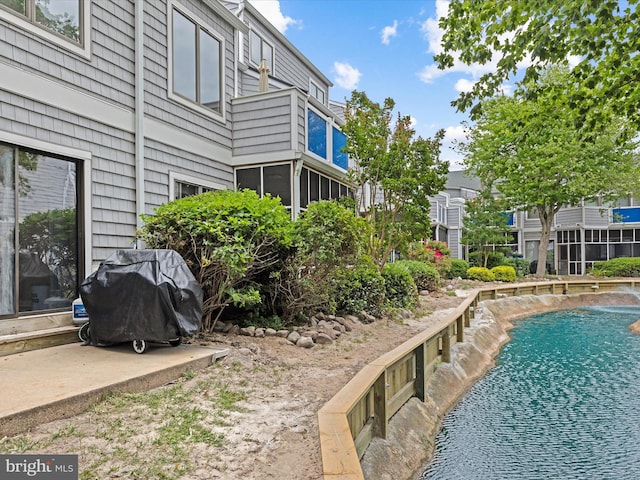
{"left": 443, "top": 170, "right": 640, "bottom": 275}
{"left": 0, "top": 0, "right": 351, "bottom": 323}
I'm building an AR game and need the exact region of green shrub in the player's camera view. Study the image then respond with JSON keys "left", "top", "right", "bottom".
{"left": 467, "top": 251, "right": 483, "bottom": 267}
{"left": 334, "top": 264, "right": 386, "bottom": 317}
{"left": 592, "top": 258, "right": 640, "bottom": 277}
{"left": 466, "top": 266, "right": 496, "bottom": 282}
{"left": 382, "top": 262, "right": 418, "bottom": 309}
{"left": 486, "top": 252, "right": 506, "bottom": 269}
{"left": 268, "top": 200, "right": 370, "bottom": 324}
{"left": 504, "top": 257, "right": 530, "bottom": 277}
{"left": 448, "top": 259, "right": 469, "bottom": 279}
{"left": 294, "top": 200, "right": 369, "bottom": 267}
{"left": 139, "top": 189, "right": 295, "bottom": 331}
{"left": 491, "top": 265, "right": 516, "bottom": 282}
{"left": 394, "top": 260, "right": 441, "bottom": 291}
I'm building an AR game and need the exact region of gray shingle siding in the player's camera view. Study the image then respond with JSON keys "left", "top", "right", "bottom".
{"left": 0, "top": 2, "right": 136, "bottom": 109}
{"left": 240, "top": 9, "right": 331, "bottom": 97}
{"left": 143, "top": 1, "right": 234, "bottom": 147}
{"left": 584, "top": 207, "right": 608, "bottom": 227}
{"left": 232, "top": 93, "right": 294, "bottom": 156}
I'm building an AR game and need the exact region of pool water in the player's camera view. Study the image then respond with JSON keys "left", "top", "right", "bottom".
{"left": 421, "top": 306, "right": 640, "bottom": 480}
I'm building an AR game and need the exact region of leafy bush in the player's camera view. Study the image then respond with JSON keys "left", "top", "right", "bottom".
{"left": 448, "top": 259, "right": 469, "bottom": 279}
{"left": 382, "top": 262, "right": 418, "bottom": 309}
{"left": 592, "top": 258, "right": 640, "bottom": 277}
{"left": 139, "top": 189, "right": 295, "bottom": 331}
{"left": 504, "top": 257, "right": 530, "bottom": 277}
{"left": 394, "top": 260, "right": 440, "bottom": 291}
{"left": 486, "top": 252, "right": 506, "bottom": 269}
{"left": 491, "top": 265, "right": 516, "bottom": 282}
{"left": 467, "top": 251, "right": 483, "bottom": 267}
{"left": 334, "top": 263, "right": 386, "bottom": 317}
{"left": 406, "top": 240, "right": 451, "bottom": 261}
{"left": 468, "top": 251, "right": 507, "bottom": 269}
{"left": 466, "top": 266, "right": 496, "bottom": 282}
{"left": 293, "top": 200, "right": 368, "bottom": 267}
{"left": 426, "top": 240, "right": 452, "bottom": 257}
{"left": 271, "top": 201, "right": 369, "bottom": 324}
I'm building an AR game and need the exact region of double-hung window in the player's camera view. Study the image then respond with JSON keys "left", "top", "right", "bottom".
{"left": 309, "top": 81, "right": 326, "bottom": 105}
{"left": 0, "top": 0, "right": 89, "bottom": 56}
{"left": 249, "top": 29, "right": 273, "bottom": 72}
{"left": 171, "top": 5, "right": 223, "bottom": 115}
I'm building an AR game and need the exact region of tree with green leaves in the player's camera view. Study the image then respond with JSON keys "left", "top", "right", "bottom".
{"left": 436, "top": 0, "right": 640, "bottom": 136}
{"left": 341, "top": 90, "right": 449, "bottom": 268}
{"left": 461, "top": 67, "right": 639, "bottom": 277}
{"left": 461, "top": 189, "right": 512, "bottom": 268}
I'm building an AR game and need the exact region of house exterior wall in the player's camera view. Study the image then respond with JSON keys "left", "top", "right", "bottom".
{"left": 236, "top": 4, "right": 332, "bottom": 100}
{"left": 441, "top": 171, "right": 640, "bottom": 275}
{"left": 0, "top": 0, "right": 353, "bottom": 321}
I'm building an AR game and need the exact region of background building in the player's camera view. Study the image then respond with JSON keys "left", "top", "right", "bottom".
{"left": 441, "top": 170, "right": 640, "bottom": 275}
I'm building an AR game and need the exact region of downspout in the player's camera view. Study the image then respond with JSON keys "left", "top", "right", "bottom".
{"left": 134, "top": 0, "right": 145, "bottom": 244}
{"left": 234, "top": 1, "right": 245, "bottom": 98}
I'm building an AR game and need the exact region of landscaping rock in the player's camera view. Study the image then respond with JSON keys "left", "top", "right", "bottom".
{"left": 315, "top": 333, "right": 333, "bottom": 345}
{"left": 276, "top": 330, "right": 289, "bottom": 338}
{"left": 287, "top": 331, "right": 301, "bottom": 344}
{"left": 240, "top": 326, "right": 256, "bottom": 337}
{"left": 296, "top": 336, "right": 315, "bottom": 348}
{"left": 254, "top": 328, "right": 265, "bottom": 338}
{"left": 264, "top": 328, "right": 277, "bottom": 337}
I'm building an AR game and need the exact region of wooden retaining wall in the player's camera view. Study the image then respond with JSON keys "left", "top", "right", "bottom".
{"left": 317, "top": 279, "right": 640, "bottom": 479}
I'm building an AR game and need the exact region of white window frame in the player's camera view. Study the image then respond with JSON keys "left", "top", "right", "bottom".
{"left": 248, "top": 28, "right": 274, "bottom": 74}
{"left": 0, "top": 0, "right": 91, "bottom": 58}
{"left": 167, "top": 1, "right": 226, "bottom": 122}
{"left": 0, "top": 130, "right": 93, "bottom": 278}
{"left": 169, "top": 171, "right": 226, "bottom": 201}
{"left": 309, "top": 80, "right": 326, "bottom": 105}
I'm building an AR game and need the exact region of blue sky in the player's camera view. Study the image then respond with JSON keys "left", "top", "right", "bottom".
{"left": 248, "top": 0, "right": 502, "bottom": 170}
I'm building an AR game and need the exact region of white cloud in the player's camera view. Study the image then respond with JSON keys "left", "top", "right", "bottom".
{"left": 333, "top": 62, "right": 362, "bottom": 90}
{"left": 443, "top": 124, "right": 467, "bottom": 170}
{"left": 418, "top": 0, "right": 533, "bottom": 90}
{"left": 248, "top": 0, "right": 299, "bottom": 34}
{"left": 498, "top": 83, "right": 514, "bottom": 96}
{"left": 455, "top": 78, "right": 476, "bottom": 93}
{"left": 381, "top": 20, "right": 398, "bottom": 45}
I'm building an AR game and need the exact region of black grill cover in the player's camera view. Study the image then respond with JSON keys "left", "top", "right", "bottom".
{"left": 79, "top": 249, "right": 203, "bottom": 345}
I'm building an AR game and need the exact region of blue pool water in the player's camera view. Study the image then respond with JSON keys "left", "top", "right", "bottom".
{"left": 421, "top": 306, "right": 640, "bottom": 480}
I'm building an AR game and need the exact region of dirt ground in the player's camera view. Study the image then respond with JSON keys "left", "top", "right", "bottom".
{"left": 0, "top": 289, "right": 467, "bottom": 480}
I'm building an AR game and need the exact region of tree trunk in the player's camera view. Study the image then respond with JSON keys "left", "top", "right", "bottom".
{"left": 535, "top": 208, "right": 554, "bottom": 277}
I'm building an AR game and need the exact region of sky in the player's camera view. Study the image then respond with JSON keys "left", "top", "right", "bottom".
{"left": 247, "top": 0, "right": 509, "bottom": 171}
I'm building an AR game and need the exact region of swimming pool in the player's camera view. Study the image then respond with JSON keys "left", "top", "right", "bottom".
{"left": 421, "top": 306, "right": 640, "bottom": 480}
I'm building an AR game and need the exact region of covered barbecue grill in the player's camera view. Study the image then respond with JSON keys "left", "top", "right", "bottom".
{"left": 79, "top": 249, "right": 203, "bottom": 353}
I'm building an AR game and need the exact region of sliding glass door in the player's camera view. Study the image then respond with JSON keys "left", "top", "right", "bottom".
{"left": 0, "top": 144, "right": 81, "bottom": 317}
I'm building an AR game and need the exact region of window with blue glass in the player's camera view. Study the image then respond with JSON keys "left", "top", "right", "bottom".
{"left": 332, "top": 127, "right": 348, "bottom": 170}
{"left": 505, "top": 212, "right": 515, "bottom": 226}
{"left": 613, "top": 207, "right": 640, "bottom": 223}
{"left": 307, "top": 110, "right": 327, "bottom": 159}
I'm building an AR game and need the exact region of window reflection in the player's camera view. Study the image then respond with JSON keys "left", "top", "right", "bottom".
{"left": 0, "top": 145, "right": 16, "bottom": 315}
{"left": 173, "top": 9, "right": 197, "bottom": 102}
{"left": 0, "top": 148, "right": 80, "bottom": 315}
{"left": 35, "top": 0, "right": 80, "bottom": 42}
{"left": 18, "top": 154, "right": 78, "bottom": 311}
{"left": 172, "top": 7, "right": 222, "bottom": 113}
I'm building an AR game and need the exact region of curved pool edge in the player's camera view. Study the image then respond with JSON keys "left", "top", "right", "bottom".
{"left": 359, "top": 291, "right": 640, "bottom": 480}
